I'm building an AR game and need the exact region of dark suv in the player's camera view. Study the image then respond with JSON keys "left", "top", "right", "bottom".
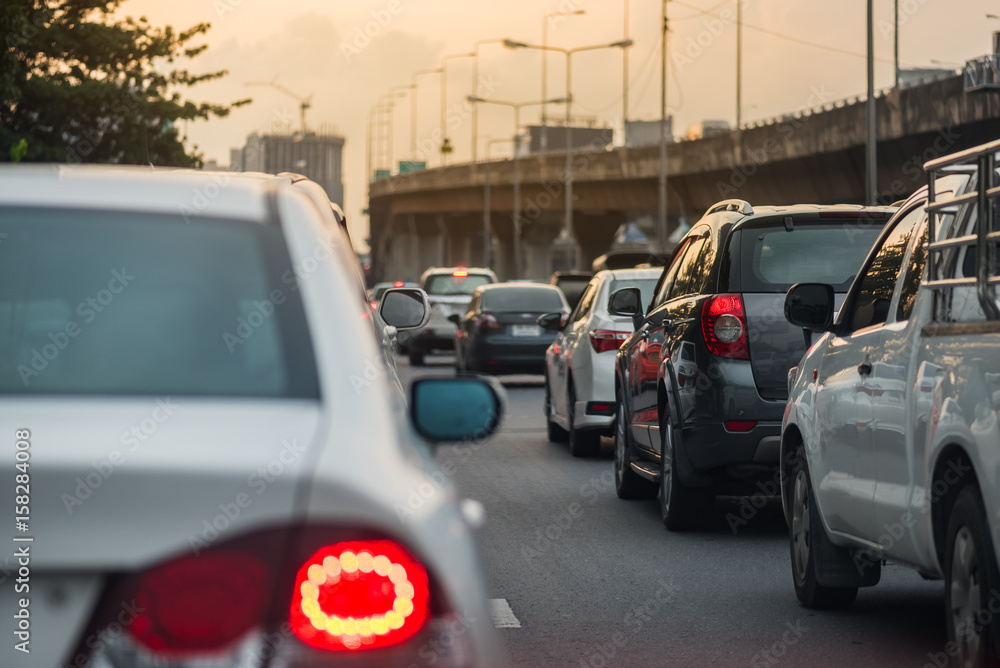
{"left": 609, "top": 199, "right": 896, "bottom": 530}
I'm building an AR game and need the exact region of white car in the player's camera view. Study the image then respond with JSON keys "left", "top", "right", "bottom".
{"left": 541, "top": 268, "right": 661, "bottom": 456}
{"left": 404, "top": 267, "right": 497, "bottom": 366}
{"left": 0, "top": 165, "right": 505, "bottom": 668}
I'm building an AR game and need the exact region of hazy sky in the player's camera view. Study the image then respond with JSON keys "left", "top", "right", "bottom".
{"left": 119, "top": 0, "right": 999, "bottom": 249}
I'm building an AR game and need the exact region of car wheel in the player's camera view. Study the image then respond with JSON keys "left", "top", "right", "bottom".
{"left": 945, "top": 484, "right": 1000, "bottom": 668}
{"left": 568, "top": 384, "right": 600, "bottom": 458}
{"left": 789, "top": 445, "right": 859, "bottom": 609}
{"left": 614, "top": 392, "right": 658, "bottom": 499}
{"left": 544, "top": 380, "right": 568, "bottom": 443}
{"left": 659, "top": 411, "right": 714, "bottom": 531}
{"left": 409, "top": 351, "right": 425, "bottom": 367}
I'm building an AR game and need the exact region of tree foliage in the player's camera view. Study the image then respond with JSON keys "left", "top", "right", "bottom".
{"left": 1, "top": 0, "right": 250, "bottom": 166}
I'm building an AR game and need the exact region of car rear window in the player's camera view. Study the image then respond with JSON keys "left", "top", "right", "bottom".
{"left": 735, "top": 221, "right": 884, "bottom": 292}
{"left": 424, "top": 273, "right": 492, "bottom": 296}
{"left": 555, "top": 278, "right": 591, "bottom": 305}
{"left": 609, "top": 279, "right": 659, "bottom": 308}
{"left": 0, "top": 208, "right": 319, "bottom": 398}
{"left": 482, "top": 288, "right": 565, "bottom": 312}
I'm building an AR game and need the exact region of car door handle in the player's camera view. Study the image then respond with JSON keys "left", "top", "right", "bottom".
{"left": 858, "top": 362, "right": 872, "bottom": 376}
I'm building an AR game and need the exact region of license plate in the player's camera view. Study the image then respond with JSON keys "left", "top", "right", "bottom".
{"left": 511, "top": 324, "right": 540, "bottom": 337}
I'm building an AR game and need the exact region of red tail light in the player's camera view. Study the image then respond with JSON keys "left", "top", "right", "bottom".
{"left": 589, "top": 329, "right": 630, "bottom": 353}
{"left": 477, "top": 313, "right": 500, "bottom": 329}
{"left": 370, "top": 301, "right": 378, "bottom": 310}
{"left": 129, "top": 551, "right": 269, "bottom": 653}
{"left": 393, "top": 280, "right": 404, "bottom": 287}
{"left": 290, "top": 540, "right": 430, "bottom": 651}
{"left": 452, "top": 270, "right": 469, "bottom": 277}
{"left": 725, "top": 420, "right": 757, "bottom": 432}
{"left": 702, "top": 294, "right": 749, "bottom": 359}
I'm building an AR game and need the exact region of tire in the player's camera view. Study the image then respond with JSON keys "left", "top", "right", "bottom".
{"left": 659, "top": 411, "right": 714, "bottom": 531}
{"left": 568, "top": 384, "right": 601, "bottom": 458}
{"left": 789, "top": 445, "right": 859, "bottom": 609}
{"left": 409, "top": 351, "right": 425, "bottom": 367}
{"left": 614, "top": 391, "right": 658, "bottom": 499}
{"left": 944, "top": 484, "right": 1000, "bottom": 668}
{"left": 544, "top": 380, "right": 568, "bottom": 443}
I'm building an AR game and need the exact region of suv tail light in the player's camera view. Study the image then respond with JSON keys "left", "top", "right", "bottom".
{"left": 702, "top": 295, "right": 749, "bottom": 359}
{"left": 290, "top": 540, "right": 430, "bottom": 651}
{"left": 477, "top": 313, "right": 500, "bottom": 329}
{"left": 589, "top": 329, "right": 630, "bottom": 353}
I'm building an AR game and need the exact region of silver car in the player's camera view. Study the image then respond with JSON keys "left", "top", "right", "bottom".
{"left": 0, "top": 165, "right": 506, "bottom": 668}
{"left": 780, "top": 139, "right": 1000, "bottom": 666}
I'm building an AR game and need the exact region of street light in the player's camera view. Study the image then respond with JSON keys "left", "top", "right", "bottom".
{"left": 482, "top": 137, "right": 514, "bottom": 269}
{"left": 471, "top": 38, "right": 507, "bottom": 162}
{"left": 411, "top": 68, "right": 442, "bottom": 161}
{"left": 440, "top": 52, "right": 475, "bottom": 166}
{"left": 387, "top": 85, "right": 410, "bottom": 172}
{"left": 504, "top": 37, "right": 633, "bottom": 270}
{"left": 468, "top": 95, "right": 568, "bottom": 279}
{"left": 541, "top": 10, "right": 586, "bottom": 151}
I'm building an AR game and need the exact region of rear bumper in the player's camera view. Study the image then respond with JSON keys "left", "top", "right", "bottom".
{"left": 677, "top": 420, "right": 782, "bottom": 486}
{"left": 573, "top": 401, "right": 616, "bottom": 432}
{"left": 409, "top": 327, "right": 455, "bottom": 353}
{"left": 468, "top": 338, "right": 550, "bottom": 373}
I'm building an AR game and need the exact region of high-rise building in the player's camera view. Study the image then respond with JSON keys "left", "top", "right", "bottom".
{"left": 230, "top": 132, "right": 345, "bottom": 208}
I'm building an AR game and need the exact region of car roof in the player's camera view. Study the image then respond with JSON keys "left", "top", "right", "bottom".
{"left": 479, "top": 282, "right": 562, "bottom": 291}
{"left": 605, "top": 268, "right": 663, "bottom": 281}
{"left": 0, "top": 164, "right": 291, "bottom": 221}
{"left": 701, "top": 203, "right": 898, "bottom": 234}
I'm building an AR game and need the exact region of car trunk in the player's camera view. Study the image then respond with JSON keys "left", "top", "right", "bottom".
{"left": 0, "top": 398, "right": 321, "bottom": 570}
{"left": 732, "top": 215, "right": 888, "bottom": 401}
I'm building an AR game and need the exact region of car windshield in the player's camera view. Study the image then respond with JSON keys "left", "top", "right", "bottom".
{"left": 739, "top": 222, "right": 884, "bottom": 292}
{"left": 424, "top": 273, "right": 492, "bottom": 296}
{"left": 481, "top": 288, "right": 565, "bottom": 312}
{"left": 609, "top": 278, "right": 659, "bottom": 308}
{"left": 0, "top": 207, "right": 319, "bottom": 397}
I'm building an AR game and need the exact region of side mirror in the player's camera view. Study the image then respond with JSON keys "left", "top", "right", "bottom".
{"left": 784, "top": 283, "right": 835, "bottom": 332}
{"left": 379, "top": 288, "right": 431, "bottom": 330}
{"left": 410, "top": 376, "right": 505, "bottom": 443}
{"left": 608, "top": 287, "right": 644, "bottom": 331}
{"left": 536, "top": 312, "right": 566, "bottom": 331}
{"left": 447, "top": 314, "right": 461, "bottom": 326}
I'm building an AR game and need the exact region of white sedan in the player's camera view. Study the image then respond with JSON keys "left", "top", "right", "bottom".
{"left": 0, "top": 165, "right": 505, "bottom": 668}
{"left": 541, "top": 268, "right": 661, "bottom": 456}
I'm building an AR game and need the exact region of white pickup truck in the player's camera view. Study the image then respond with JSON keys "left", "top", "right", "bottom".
{"left": 781, "top": 138, "right": 1000, "bottom": 666}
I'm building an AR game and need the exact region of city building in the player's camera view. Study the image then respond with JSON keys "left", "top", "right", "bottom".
{"left": 230, "top": 132, "right": 345, "bottom": 207}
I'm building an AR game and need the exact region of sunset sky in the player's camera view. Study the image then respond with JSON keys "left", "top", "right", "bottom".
{"left": 119, "top": 0, "right": 999, "bottom": 249}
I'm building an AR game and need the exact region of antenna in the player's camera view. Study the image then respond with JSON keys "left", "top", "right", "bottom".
{"left": 246, "top": 76, "right": 314, "bottom": 134}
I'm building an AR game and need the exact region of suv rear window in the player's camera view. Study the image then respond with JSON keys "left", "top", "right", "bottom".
{"left": 482, "top": 288, "right": 566, "bottom": 312}
{"left": 0, "top": 208, "right": 319, "bottom": 398}
{"left": 424, "top": 273, "right": 492, "bottom": 296}
{"left": 734, "top": 221, "right": 884, "bottom": 292}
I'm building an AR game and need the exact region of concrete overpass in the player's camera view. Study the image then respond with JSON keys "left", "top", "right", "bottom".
{"left": 368, "top": 74, "right": 1000, "bottom": 282}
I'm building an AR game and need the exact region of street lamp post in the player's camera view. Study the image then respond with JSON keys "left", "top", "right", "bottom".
{"left": 387, "top": 85, "right": 410, "bottom": 172}
{"left": 468, "top": 95, "right": 567, "bottom": 279}
{"left": 440, "top": 52, "right": 475, "bottom": 166}
{"left": 471, "top": 39, "right": 506, "bottom": 162}
{"left": 482, "top": 137, "right": 514, "bottom": 269}
{"left": 659, "top": 0, "right": 669, "bottom": 250}
{"left": 411, "top": 68, "right": 441, "bottom": 161}
{"left": 541, "top": 10, "right": 585, "bottom": 151}
{"left": 504, "top": 38, "right": 633, "bottom": 271}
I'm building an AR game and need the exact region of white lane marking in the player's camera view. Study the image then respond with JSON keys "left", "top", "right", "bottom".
{"left": 489, "top": 598, "right": 522, "bottom": 628}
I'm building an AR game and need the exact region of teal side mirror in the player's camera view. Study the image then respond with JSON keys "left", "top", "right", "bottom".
{"left": 410, "top": 377, "right": 504, "bottom": 443}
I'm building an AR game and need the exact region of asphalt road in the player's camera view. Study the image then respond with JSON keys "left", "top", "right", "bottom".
{"left": 400, "top": 355, "right": 950, "bottom": 668}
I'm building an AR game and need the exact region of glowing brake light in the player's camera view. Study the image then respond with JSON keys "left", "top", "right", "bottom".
{"left": 452, "top": 270, "right": 469, "bottom": 277}
{"left": 370, "top": 301, "right": 378, "bottom": 310}
{"left": 290, "top": 540, "right": 430, "bottom": 651}
{"left": 589, "top": 329, "right": 631, "bottom": 353}
{"left": 702, "top": 294, "right": 749, "bottom": 359}
{"left": 393, "top": 281, "right": 404, "bottom": 287}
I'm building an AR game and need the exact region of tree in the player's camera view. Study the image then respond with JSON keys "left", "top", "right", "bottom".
{"left": 1, "top": 0, "right": 250, "bottom": 166}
